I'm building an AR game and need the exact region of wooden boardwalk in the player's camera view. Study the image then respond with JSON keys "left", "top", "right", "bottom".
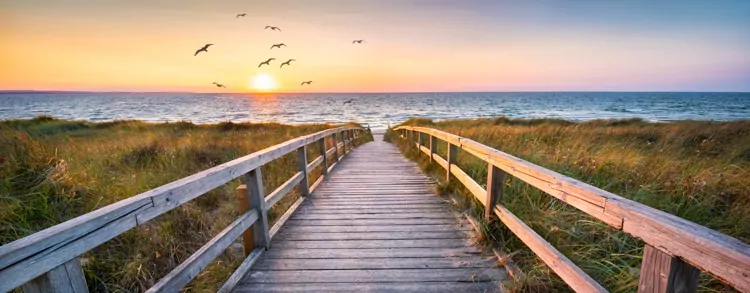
{"left": 234, "top": 134, "right": 508, "bottom": 292}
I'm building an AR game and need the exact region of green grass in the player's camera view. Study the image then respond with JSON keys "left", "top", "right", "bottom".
{"left": 386, "top": 117, "right": 749, "bottom": 293}
{"left": 0, "top": 116, "right": 372, "bottom": 292}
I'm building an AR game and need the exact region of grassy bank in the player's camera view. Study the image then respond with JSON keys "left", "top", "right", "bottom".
{"left": 386, "top": 117, "right": 749, "bottom": 293}
{"left": 0, "top": 116, "right": 371, "bottom": 292}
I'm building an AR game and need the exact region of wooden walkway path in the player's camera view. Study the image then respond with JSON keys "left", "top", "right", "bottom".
{"left": 233, "top": 134, "right": 507, "bottom": 292}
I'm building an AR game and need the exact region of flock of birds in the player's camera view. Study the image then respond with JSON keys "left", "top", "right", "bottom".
{"left": 193, "top": 13, "right": 365, "bottom": 91}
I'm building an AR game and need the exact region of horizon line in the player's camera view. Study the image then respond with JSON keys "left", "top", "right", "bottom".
{"left": 2, "top": 89, "right": 749, "bottom": 94}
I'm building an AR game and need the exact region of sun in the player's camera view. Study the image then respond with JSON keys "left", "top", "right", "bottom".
{"left": 250, "top": 73, "right": 277, "bottom": 92}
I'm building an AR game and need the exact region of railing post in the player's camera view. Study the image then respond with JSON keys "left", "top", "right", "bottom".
{"left": 22, "top": 258, "right": 88, "bottom": 293}
{"left": 429, "top": 135, "right": 437, "bottom": 162}
{"left": 297, "top": 145, "right": 310, "bottom": 196}
{"left": 446, "top": 143, "right": 458, "bottom": 182}
{"left": 638, "top": 244, "right": 699, "bottom": 293}
{"left": 235, "top": 167, "right": 270, "bottom": 254}
{"left": 318, "top": 138, "right": 328, "bottom": 176}
{"left": 331, "top": 133, "right": 340, "bottom": 162}
{"left": 485, "top": 163, "right": 505, "bottom": 221}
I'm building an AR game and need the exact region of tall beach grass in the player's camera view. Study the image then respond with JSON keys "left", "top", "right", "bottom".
{"left": 0, "top": 116, "right": 371, "bottom": 292}
{"left": 386, "top": 117, "right": 749, "bottom": 293}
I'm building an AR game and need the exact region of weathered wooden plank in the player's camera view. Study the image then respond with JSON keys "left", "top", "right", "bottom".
{"left": 296, "top": 146, "right": 310, "bottom": 196}
{"left": 0, "top": 203, "right": 151, "bottom": 292}
{"left": 21, "top": 258, "right": 88, "bottom": 293}
{"left": 279, "top": 224, "right": 469, "bottom": 233}
{"left": 268, "top": 196, "right": 306, "bottom": 240}
{"left": 284, "top": 218, "right": 458, "bottom": 226}
{"left": 290, "top": 213, "right": 456, "bottom": 220}
{"left": 637, "top": 244, "right": 700, "bottom": 293}
{"left": 306, "top": 155, "right": 324, "bottom": 173}
{"left": 217, "top": 247, "right": 264, "bottom": 293}
{"left": 492, "top": 205, "right": 606, "bottom": 293}
{"left": 253, "top": 256, "right": 496, "bottom": 270}
{"left": 274, "top": 231, "right": 468, "bottom": 241}
{"left": 245, "top": 268, "right": 506, "bottom": 283}
{"left": 271, "top": 238, "right": 469, "bottom": 249}
{"left": 317, "top": 138, "right": 328, "bottom": 176}
{"left": 296, "top": 207, "right": 448, "bottom": 214}
{"left": 330, "top": 133, "right": 339, "bottom": 162}
{"left": 233, "top": 282, "right": 502, "bottom": 293}
{"left": 263, "top": 172, "right": 303, "bottom": 209}
{"left": 243, "top": 169, "right": 270, "bottom": 252}
{"left": 464, "top": 214, "right": 525, "bottom": 282}
{"left": 263, "top": 247, "right": 482, "bottom": 259}
{"left": 485, "top": 164, "right": 505, "bottom": 221}
{"left": 145, "top": 209, "right": 259, "bottom": 293}
{"left": 449, "top": 164, "right": 487, "bottom": 206}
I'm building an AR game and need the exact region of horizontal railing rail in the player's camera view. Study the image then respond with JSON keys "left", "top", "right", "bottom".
{"left": 393, "top": 126, "right": 750, "bottom": 293}
{"left": 0, "top": 126, "right": 368, "bottom": 293}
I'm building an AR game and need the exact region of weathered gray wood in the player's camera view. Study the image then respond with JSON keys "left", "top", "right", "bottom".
{"left": 485, "top": 163, "right": 505, "bottom": 221}
{"left": 290, "top": 212, "right": 456, "bottom": 220}
{"left": 446, "top": 143, "right": 458, "bottom": 182}
{"left": 244, "top": 168, "right": 270, "bottom": 251}
{"left": 146, "top": 209, "right": 259, "bottom": 293}
{"left": 268, "top": 197, "right": 306, "bottom": 240}
{"left": 429, "top": 134, "right": 437, "bottom": 162}
{"left": 395, "top": 126, "right": 750, "bottom": 292}
{"left": 22, "top": 258, "right": 88, "bottom": 293}
{"left": 234, "top": 282, "right": 502, "bottom": 293}
{"left": 217, "top": 247, "right": 264, "bottom": 293}
{"left": 274, "top": 231, "right": 468, "bottom": 241}
{"left": 254, "top": 256, "right": 496, "bottom": 270}
{"left": 0, "top": 127, "right": 363, "bottom": 291}
{"left": 317, "top": 138, "right": 328, "bottom": 176}
{"left": 246, "top": 268, "right": 505, "bottom": 283}
{"left": 450, "top": 164, "right": 487, "bottom": 205}
{"left": 296, "top": 146, "right": 309, "bottom": 196}
{"left": 330, "top": 133, "right": 339, "bottom": 162}
{"left": 464, "top": 214, "right": 525, "bottom": 282}
{"left": 271, "top": 238, "right": 470, "bottom": 249}
{"left": 263, "top": 172, "right": 303, "bottom": 209}
{"left": 492, "top": 205, "right": 606, "bottom": 292}
{"left": 638, "top": 244, "right": 700, "bottom": 293}
{"left": 279, "top": 224, "right": 469, "bottom": 233}
{"left": 306, "top": 155, "right": 324, "bottom": 172}
{"left": 285, "top": 218, "right": 458, "bottom": 226}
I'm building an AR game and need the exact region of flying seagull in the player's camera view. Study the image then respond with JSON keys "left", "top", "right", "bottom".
{"left": 212, "top": 82, "right": 226, "bottom": 88}
{"left": 194, "top": 44, "right": 213, "bottom": 56}
{"left": 258, "top": 58, "right": 275, "bottom": 68}
{"left": 270, "top": 43, "right": 287, "bottom": 49}
{"left": 301, "top": 81, "right": 313, "bottom": 85}
{"left": 280, "top": 59, "right": 295, "bottom": 68}
{"left": 236, "top": 13, "right": 246, "bottom": 18}
{"left": 352, "top": 40, "right": 364, "bottom": 44}
{"left": 343, "top": 99, "right": 354, "bottom": 105}
{"left": 265, "top": 26, "right": 282, "bottom": 32}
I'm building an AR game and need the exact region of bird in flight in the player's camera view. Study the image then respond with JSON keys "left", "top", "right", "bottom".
{"left": 194, "top": 44, "right": 213, "bottom": 56}
{"left": 270, "top": 43, "right": 287, "bottom": 49}
{"left": 343, "top": 99, "right": 354, "bottom": 105}
{"left": 265, "top": 26, "right": 282, "bottom": 32}
{"left": 280, "top": 59, "right": 295, "bottom": 68}
{"left": 212, "top": 82, "right": 226, "bottom": 88}
{"left": 301, "top": 81, "right": 313, "bottom": 85}
{"left": 352, "top": 40, "right": 364, "bottom": 44}
{"left": 258, "top": 58, "right": 275, "bottom": 68}
{"left": 236, "top": 13, "right": 246, "bottom": 18}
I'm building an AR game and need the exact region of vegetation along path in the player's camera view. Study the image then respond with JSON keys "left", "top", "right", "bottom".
{"left": 234, "top": 134, "right": 507, "bottom": 292}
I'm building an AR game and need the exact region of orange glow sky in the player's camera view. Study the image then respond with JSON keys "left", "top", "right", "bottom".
{"left": 1, "top": 0, "right": 749, "bottom": 93}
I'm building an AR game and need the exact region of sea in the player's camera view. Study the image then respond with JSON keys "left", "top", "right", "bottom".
{"left": 1, "top": 92, "right": 748, "bottom": 130}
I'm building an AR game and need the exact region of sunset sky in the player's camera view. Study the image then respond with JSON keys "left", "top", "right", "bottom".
{"left": 1, "top": 0, "right": 749, "bottom": 93}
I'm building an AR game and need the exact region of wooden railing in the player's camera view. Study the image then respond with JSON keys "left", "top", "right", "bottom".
{"left": 0, "top": 126, "right": 368, "bottom": 293}
{"left": 393, "top": 126, "right": 750, "bottom": 293}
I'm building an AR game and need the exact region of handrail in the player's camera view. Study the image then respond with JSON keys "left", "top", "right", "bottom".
{"left": 0, "top": 126, "right": 368, "bottom": 292}
{"left": 394, "top": 126, "right": 750, "bottom": 293}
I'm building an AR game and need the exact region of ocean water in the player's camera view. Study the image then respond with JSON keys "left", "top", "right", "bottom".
{"left": 0, "top": 92, "right": 748, "bottom": 130}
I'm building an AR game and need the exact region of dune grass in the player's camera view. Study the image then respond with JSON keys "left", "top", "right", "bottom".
{"left": 0, "top": 116, "right": 372, "bottom": 292}
{"left": 386, "top": 117, "right": 749, "bottom": 293}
